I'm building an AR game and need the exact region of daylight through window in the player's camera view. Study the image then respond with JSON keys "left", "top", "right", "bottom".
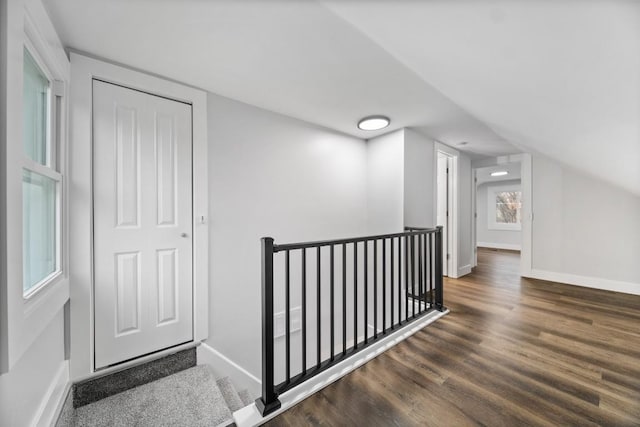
{"left": 495, "top": 191, "right": 522, "bottom": 224}
{"left": 22, "top": 46, "right": 62, "bottom": 297}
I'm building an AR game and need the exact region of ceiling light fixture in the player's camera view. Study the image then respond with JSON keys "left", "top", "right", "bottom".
{"left": 357, "top": 115, "right": 390, "bottom": 131}
{"left": 491, "top": 171, "right": 509, "bottom": 177}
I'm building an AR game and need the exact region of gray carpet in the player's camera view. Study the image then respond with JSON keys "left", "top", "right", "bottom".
{"left": 238, "top": 389, "right": 253, "bottom": 407}
{"left": 216, "top": 377, "right": 244, "bottom": 413}
{"left": 73, "top": 365, "right": 233, "bottom": 427}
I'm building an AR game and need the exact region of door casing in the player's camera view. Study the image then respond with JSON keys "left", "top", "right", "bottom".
{"left": 68, "top": 53, "right": 208, "bottom": 381}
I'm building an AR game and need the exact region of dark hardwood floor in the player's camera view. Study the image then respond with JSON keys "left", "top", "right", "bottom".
{"left": 266, "top": 248, "right": 640, "bottom": 426}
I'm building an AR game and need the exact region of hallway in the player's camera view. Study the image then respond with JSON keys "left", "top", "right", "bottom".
{"left": 267, "top": 248, "right": 640, "bottom": 426}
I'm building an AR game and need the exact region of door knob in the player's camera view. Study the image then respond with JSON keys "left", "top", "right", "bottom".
{"left": 181, "top": 233, "right": 188, "bottom": 238}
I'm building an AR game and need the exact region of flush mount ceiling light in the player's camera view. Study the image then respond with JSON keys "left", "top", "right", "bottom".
{"left": 357, "top": 115, "right": 390, "bottom": 131}
{"left": 491, "top": 171, "right": 509, "bottom": 177}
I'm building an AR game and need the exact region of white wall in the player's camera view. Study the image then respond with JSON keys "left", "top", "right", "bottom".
{"left": 366, "top": 129, "right": 405, "bottom": 234}
{"left": 207, "top": 93, "right": 368, "bottom": 380}
{"left": 403, "top": 129, "right": 435, "bottom": 228}
{"left": 0, "top": 309, "right": 66, "bottom": 426}
{"left": 530, "top": 154, "right": 640, "bottom": 293}
{"left": 477, "top": 180, "right": 522, "bottom": 250}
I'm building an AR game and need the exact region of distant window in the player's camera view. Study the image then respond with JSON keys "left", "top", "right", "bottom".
{"left": 488, "top": 185, "right": 521, "bottom": 231}
{"left": 495, "top": 191, "right": 521, "bottom": 224}
{"left": 22, "top": 46, "right": 62, "bottom": 297}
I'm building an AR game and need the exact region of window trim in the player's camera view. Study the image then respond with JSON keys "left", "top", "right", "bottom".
{"left": 487, "top": 184, "right": 522, "bottom": 231}
{"left": 21, "top": 41, "right": 64, "bottom": 300}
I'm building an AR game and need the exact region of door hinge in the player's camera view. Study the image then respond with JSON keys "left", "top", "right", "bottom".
{"left": 446, "top": 253, "right": 450, "bottom": 260}
{"left": 474, "top": 212, "right": 477, "bottom": 218}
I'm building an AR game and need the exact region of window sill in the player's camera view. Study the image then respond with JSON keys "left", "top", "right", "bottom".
{"left": 23, "top": 273, "right": 69, "bottom": 319}
{"left": 23, "top": 270, "right": 63, "bottom": 300}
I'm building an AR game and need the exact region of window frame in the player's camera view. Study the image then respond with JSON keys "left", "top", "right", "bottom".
{"left": 1, "top": 0, "right": 70, "bottom": 374}
{"left": 487, "top": 184, "right": 522, "bottom": 231}
{"left": 21, "top": 39, "right": 64, "bottom": 300}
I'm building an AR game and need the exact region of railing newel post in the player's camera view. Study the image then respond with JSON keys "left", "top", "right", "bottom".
{"left": 256, "top": 237, "right": 282, "bottom": 416}
{"left": 434, "top": 227, "right": 447, "bottom": 312}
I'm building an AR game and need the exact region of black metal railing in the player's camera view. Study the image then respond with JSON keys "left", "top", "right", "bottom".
{"left": 256, "top": 227, "right": 445, "bottom": 416}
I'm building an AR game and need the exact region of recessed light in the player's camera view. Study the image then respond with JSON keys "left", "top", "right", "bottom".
{"left": 491, "top": 171, "right": 509, "bottom": 177}
{"left": 357, "top": 115, "right": 390, "bottom": 131}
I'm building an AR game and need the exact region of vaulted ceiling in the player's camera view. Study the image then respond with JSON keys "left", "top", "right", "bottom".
{"left": 45, "top": 0, "right": 640, "bottom": 195}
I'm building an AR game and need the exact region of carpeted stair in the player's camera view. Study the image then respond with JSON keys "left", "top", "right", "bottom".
{"left": 61, "top": 365, "right": 254, "bottom": 427}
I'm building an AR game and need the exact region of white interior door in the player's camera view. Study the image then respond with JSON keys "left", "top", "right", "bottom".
{"left": 93, "top": 80, "right": 193, "bottom": 368}
{"left": 436, "top": 153, "right": 449, "bottom": 276}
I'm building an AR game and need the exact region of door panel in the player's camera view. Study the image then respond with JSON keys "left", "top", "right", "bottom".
{"left": 93, "top": 80, "right": 193, "bottom": 368}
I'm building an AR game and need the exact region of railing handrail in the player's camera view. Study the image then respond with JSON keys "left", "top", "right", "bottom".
{"left": 273, "top": 227, "right": 439, "bottom": 252}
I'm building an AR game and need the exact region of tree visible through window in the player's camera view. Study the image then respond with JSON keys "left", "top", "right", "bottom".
{"left": 495, "top": 191, "right": 521, "bottom": 224}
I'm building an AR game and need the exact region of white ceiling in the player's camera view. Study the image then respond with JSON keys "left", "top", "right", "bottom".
{"left": 45, "top": 0, "right": 639, "bottom": 194}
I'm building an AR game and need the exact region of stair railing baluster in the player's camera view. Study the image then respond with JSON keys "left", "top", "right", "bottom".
{"left": 382, "top": 238, "right": 386, "bottom": 333}
{"left": 330, "top": 245, "right": 335, "bottom": 362}
{"left": 316, "top": 247, "right": 321, "bottom": 369}
{"left": 364, "top": 241, "right": 368, "bottom": 344}
{"left": 342, "top": 243, "right": 347, "bottom": 356}
{"left": 373, "top": 239, "right": 378, "bottom": 339}
{"left": 302, "top": 248, "right": 307, "bottom": 376}
{"left": 285, "top": 250, "right": 291, "bottom": 384}
{"left": 353, "top": 242, "right": 358, "bottom": 350}
{"left": 390, "top": 237, "right": 394, "bottom": 330}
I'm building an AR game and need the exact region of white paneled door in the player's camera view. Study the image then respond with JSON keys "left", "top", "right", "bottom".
{"left": 93, "top": 80, "right": 193, "bottom": 369}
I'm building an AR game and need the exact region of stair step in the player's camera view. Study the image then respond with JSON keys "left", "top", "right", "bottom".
{"left": 216, "top": 376, "right": 245, "bottom": 412}
{"left": 238, "top": 389, "right": 253, "bottom": 407}
{"left": 73, "top": 347, "right": 197, "bottom": 408}
{"left": 72, "top": 365, "right": 233, "bottom": 427}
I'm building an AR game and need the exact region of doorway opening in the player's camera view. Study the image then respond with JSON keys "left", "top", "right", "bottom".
{"left": 472, "top": 160, "right": 523, "bottom": 271}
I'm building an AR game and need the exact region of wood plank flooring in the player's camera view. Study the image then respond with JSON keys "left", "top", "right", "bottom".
{"left": 266, "top": 248, "right": 640, "bottom": 426}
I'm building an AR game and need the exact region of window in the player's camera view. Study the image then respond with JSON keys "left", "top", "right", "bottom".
{"left": 22, "top": 46, "right": 62, "bottom": 297}
{"left": 487, "top": 185, "right": 521, "bottom": 231}
{"left": 495, "top": 191, "right": 521, "bottom": 224}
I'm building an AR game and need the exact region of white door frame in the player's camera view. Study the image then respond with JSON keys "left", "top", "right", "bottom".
{"left": 472, "top": 168, "right": 478, "bottom": 268}
{"left": 520, "top": 154, "right": 533, "bottom": 275}
{"left": 68, "top": 53, "right": 208, "bottom": 380}
{"left": 469, "top": 153, "right": 533, "bottom": 276}
{"left": 434, "top": 143, "right": 459, "bottom": 278}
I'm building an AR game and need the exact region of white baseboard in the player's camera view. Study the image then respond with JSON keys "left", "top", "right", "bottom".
{"left": 477, "top": 242, "right": 521, "bottom": 251}
{"left": 457, "top": 264, "right": 472, "bottom": 277}
{"left": 197, "top": 343, "right": 261, "bottom": 398}
{"left": 34, "top": 360, "right": 69, "bottom": 427}
{"left": 526, "top": 269, "right": 640, "bottom": 296}
{"left": 233, "top": 309, "right": 449, "bottom": 427}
